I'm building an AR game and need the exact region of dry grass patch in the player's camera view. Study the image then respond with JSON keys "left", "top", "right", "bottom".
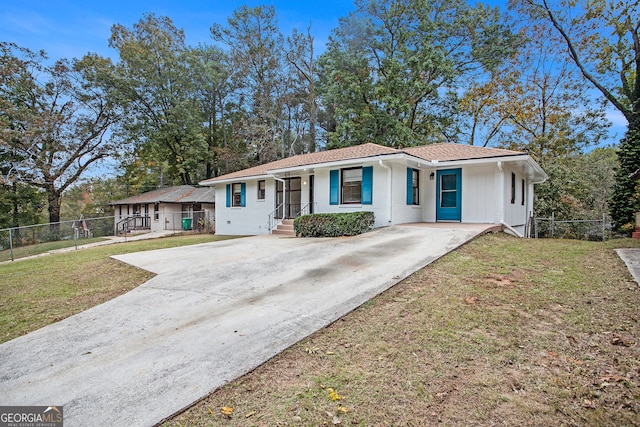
{"left": 165, "top": 234, "right": 640, "bottom": 426}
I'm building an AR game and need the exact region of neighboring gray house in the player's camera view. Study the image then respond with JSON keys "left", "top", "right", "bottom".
{"left": 200, "top": 143, "right": 547, "bottom": 237}
{"left": 111, "top": 185, "right": 215, "bottom": 234}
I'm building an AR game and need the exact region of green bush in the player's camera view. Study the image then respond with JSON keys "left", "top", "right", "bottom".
{"left": 293, "top": 212, "right": 375, "bottom": 237}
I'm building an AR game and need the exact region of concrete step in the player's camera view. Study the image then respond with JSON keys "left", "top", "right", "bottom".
{"left": 271, "top": 218, "right": 296, "bottom": 236}
{"left": 272, "top": 228, "right": 295, "bottom": 236}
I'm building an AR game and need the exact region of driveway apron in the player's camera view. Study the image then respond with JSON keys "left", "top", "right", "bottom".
{"left": 0, "top": 224, "right": 494, "bottom": 426}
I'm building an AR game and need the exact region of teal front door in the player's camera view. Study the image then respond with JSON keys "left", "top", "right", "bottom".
{"left": 436, "top": 168, "right": 462, "bottom": 221}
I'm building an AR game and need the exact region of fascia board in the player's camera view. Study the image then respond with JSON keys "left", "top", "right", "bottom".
{"left": 198, "top": 174, "right": 272, "bottom": 186}
{"left": 430, "top": 155, "right": 548, "bottom": 183}
{"left": 268, "top": 153, "right": 431, "bottom": 175}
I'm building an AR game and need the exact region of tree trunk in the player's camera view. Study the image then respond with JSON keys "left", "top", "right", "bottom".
{"left": 47, "top": 188, "right": 62, "bottom": 238}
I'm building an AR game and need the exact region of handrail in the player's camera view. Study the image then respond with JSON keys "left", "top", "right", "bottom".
{"left": 116, "top": 215, "right": 151, "bottom": 234}
{"left": 296, "top": 203, "right": 311, "bottom": 217}
{"left": 266, "top": 203, "right": 285, "bottom": 233}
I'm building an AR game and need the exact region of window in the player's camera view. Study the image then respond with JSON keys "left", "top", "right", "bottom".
{"left": 441, "top": 174, "right": 458, "bottom": 208}
{"left": 226, "top": 183, "right": 246, "bottom": 207}
{"left": 330, "top": 167, "right": 372, "bottom": 205}
{"left": 154, "top": 203, "right": 159, "bottom": 221}
{"left": 510, "top": 172, "right": 516, "bottom": 204}
{"left": 257, "top": 180, "right": 266, "bottom": 200}
{"left": 407, "top": 168, "right": 419, "bottom": 205}
{"left": 232, "top": 183, "right": 242, "bottom": 207}
{"left": 521, "top": 179, "right": 525, "bottom": 206}
{"left": 342, "top": 167, "right": 362, "bottom": 204}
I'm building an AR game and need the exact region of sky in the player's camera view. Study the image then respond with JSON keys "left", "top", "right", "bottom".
{"left": 0, "top": 0, "right": 628, "bottom": 147}
{"left": 0, "top": 0, "right": 355, "bottom": 61}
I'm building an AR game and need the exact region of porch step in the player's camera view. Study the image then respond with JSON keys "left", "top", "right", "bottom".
{"left": 272, "top": 219, "right": 296, "bottom": 237}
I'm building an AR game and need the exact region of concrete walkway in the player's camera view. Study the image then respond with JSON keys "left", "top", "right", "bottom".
{"left": 0, "top": 224, "right": 496, "bottom": 426}
{"left": 616, "top": 248, "right": 640, "bottom": 285}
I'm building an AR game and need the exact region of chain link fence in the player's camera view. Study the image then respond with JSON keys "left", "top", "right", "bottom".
{"left": 0, "top": 216, "right": 115, "bottom": 262}
{"left": 533, "top": 213, "right": 607, "bottom": 241}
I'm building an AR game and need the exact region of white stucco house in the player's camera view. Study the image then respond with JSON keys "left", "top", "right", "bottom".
{"left": 111, "top": 185, "right": 215, "bottom": 234}
{"left": 199, "top": 143, "right": 547, "bottom": 237}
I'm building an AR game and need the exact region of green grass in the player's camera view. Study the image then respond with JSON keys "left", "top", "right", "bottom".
{"left": 0, "top": 234, "right": 243, "bottom": 343}
{"left": 0, "top": 237, "right": 109, "bottom": 262}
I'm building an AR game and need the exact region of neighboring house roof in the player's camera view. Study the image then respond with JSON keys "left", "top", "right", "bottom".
{"left": 200, "top": 142, "right": 544, "bottom": 185}
{"left": 110, "top": 185, "right": 215, "bottom": 205}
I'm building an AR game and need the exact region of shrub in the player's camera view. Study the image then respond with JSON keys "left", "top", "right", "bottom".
{"left": 294, "top": 211, "right": 375, "bottom": 237}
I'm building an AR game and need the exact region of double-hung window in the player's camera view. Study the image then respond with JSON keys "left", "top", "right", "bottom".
{"left": 257, "top": 180, "right": 266, "bottom": 200}
{"left": 342, "top": 167, "right": 362, "bottom": 204}
{"left": 330, "top": 166, "right": 373, "bottom": 205}
{"left": 226, "top": 183, "right": 246, "bottom": 207}
{"left": 232, "top": 183, "right": 242, "bottom": 207}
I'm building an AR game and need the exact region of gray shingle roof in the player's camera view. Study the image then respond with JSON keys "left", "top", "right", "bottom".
{"left": 200, "top": 142, "right": 526, "bottom": 183}
{"left": 111, "top": 185, "right": 215, "bottom": 205}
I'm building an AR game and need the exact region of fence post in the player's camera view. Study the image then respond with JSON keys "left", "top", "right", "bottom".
{"left": 9, "top": 227, "right": 14, "bottom": 262}
{"left": 551, "top": 212, "right": 555, "bottom": 238}
{"left": 602, "top": 213, "right": 606, "bottom": 242}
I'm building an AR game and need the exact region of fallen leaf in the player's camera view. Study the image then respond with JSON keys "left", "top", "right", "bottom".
{"left": 332, "top": 415, "right": 342, "bottom": 425}
{"left": 220, "top": 406, "right": 234, "bottom": 416}
{"left": 245, "top": 411, "right": 255, "bottom": 418}
{"left": 326, "top": 351, "right": 335, "bottom": 355}
{"left": 327, "top": 388, "right": 343, "bottom": 401}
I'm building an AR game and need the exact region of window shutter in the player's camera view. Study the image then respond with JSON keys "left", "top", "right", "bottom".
{"left": 406, "top": 167, "right": 413, "bottom": 205}
{"left": 226, "top": 184, "right": 231, "bottom": 207}
{"left": 362, "top": 166, "right": 373, "bottom": 205}
{"left": 240, "top": 183, "right": 246, "bottom": 207}
{"left": 330, "top": 170, "right": 339, "bottom": 205}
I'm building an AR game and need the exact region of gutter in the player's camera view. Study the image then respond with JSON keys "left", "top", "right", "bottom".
{"left": 378, "top": 160, "right": 392, "bottom": 224}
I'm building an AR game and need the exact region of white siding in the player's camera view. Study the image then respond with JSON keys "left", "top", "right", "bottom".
{"left": 461, "top": 164, "right": 500, "bottom": 224}
{"left": 214, "top": 178, "right": 277, "bottom": 235}
{"left": 313, "top": 164, "right": 392, "bottom": 228}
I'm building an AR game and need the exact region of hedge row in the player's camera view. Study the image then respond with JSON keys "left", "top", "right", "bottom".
{"left": 293, "top": 211, "right": 375, "bottom": 237}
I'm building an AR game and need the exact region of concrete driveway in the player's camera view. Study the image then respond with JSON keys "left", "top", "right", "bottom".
{"left": 0, "top": 224, "right": 496, "bottom": 426}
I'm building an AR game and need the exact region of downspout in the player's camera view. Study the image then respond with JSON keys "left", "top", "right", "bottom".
{"left": 497, "top": 161, "right": 505, "bottom": 224}
{"left": 379, "top": 160, "right": 392, "bottom": 224}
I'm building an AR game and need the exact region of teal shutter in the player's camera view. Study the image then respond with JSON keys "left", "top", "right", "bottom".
{"left": 226, "top": 184, "right": 231, "bottom": 207}
{"left": 330, "top": 170, "right": 339, "bottom": 205}
{"left": 362, "top": 166, "right": 373, "bottom": 205}
{"left": 240, "top": 183, "right": 246, "bottom": 207}
{"left": 406, "top": 168, "right": 413, "bottom": 205}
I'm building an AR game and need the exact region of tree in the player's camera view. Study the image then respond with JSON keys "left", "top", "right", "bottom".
{"left": 512, "top": 0, "right": 640, "bottom": 229}
{"left": 317, "top": 0, "right": 519, "bottom": 148}
{"left": 212, "top": 5, "right": 287, "bottom": 164}
{"left": 285, "top": 26, "right": 319, "bottom": 153}
{"left": 109, "top": 14, "right": 208, "bottom": 185}
{"left": 0, "top": 42, "right": 121, "bottom": 227}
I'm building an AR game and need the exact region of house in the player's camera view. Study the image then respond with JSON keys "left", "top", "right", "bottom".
{"left": 199, "top": 143, "right": 547, "bottom": 237}
{"left": 111, "top": 185, "right": 215, "bottom": 235}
